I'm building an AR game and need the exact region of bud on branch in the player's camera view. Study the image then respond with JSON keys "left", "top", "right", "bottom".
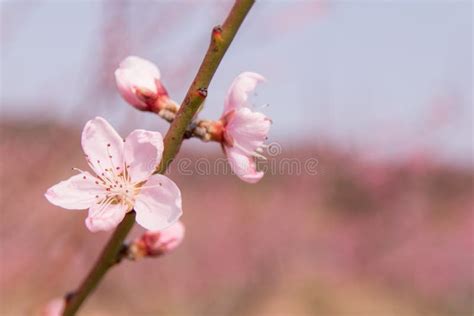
{"left": 127, "top": 221, "right": 185, "bottom": 259}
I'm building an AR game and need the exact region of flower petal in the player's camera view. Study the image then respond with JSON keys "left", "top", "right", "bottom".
{"left": 124, "top": 129, "right": 164, "bottom": 183}
{"left": 81, "top": 117, "right": 124, "bottom": 177}
{"left": 45, "top": 172, "right": 104, "bottom": 210}
{"left": 134, "top": 174, "right": 182, "bottom": 231}
{"left": 225, "top": 147, "right": 264, "bottom": 184}
{"left": 226, "top": 107, "right": 271, "bottom": 154}
{"left": 223, "top": 72, "right": 265, "bottom": 114}
{"left": 85, "top": 202, "right": 128, "bottom": 232}
{"left": 115, "top": 56, "right": 161, "bottom": 110}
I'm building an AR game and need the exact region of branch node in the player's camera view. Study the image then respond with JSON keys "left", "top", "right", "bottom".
{"left": 212, "top": 25, "right": 223, "bottom": 41}
{"left": 65, "top": 291, "right": 75, "bottom": 303}
{"left": 197, "top": 87, "right": 208, "bottom": 98}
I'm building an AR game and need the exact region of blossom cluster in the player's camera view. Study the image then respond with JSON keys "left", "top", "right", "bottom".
{"left": 45, "top": 55, "right": 271, "bottom": 246}
{"left": 42, "top": 55, "right": 271, "bottom": 316}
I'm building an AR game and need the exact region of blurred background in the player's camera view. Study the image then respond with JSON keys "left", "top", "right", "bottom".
{"left": 1, "top": 0, "right": 472, "bottom": 315}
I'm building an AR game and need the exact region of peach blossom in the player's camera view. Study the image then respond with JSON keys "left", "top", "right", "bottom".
{"left": 45, "top": 117, "right": 182, "bottom": 232}
{"left": 221, "top": 72, "right": 271, "bottom": 183}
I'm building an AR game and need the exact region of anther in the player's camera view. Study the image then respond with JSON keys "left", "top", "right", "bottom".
{"left": 83, "top": 176, "right": 86, "bottom": 180}
{"left": 107, "top": 143, "right": 111, "bottom": 147}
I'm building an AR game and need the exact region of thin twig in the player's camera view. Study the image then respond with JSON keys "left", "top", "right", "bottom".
{"left": 62, "top": 1, "right": 255, "bottom": 314}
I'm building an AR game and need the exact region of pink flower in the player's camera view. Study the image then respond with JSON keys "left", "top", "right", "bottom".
{"left": 45, "top": 117, "right": 182, "bottom": 232}
{"left": 220, "top": 72, "right": 271, "bottom": 183}
{"left": 115, "top": 56, "right": 176, "bottom": 112}
{"left": 40, "top": 298, "right": 64, "bottom": 316}
{"left": 129, "top": 221, "right": 185, "bottom": 258}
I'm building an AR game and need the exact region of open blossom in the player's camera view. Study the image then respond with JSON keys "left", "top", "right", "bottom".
{"left": 40, "top": 298, "right": 64, "bottom": 316}
{"left": 219, "top": 72, "right": 271, "bottom": 183}
{"left": 129, "top": 221, "right": 185, "bottom": 259}
{"left": 45, "top": 117, "right": 182, "bottom": 232}
{"left": 115, "top": 56, "right": 177, "bottom": 112}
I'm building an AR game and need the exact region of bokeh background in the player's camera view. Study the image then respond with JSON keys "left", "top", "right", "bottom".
{"left": 1, "top": 1, "right": 472, "bottom": 315}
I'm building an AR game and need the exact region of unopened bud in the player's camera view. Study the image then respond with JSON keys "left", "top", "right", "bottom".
{"left": 129, "top": 221, "right": 185, "bottom": 259}
{"left": 115, "top": 56, "right": 176, "bottom": 113}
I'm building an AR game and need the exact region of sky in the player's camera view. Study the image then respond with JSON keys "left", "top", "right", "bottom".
{"left": 1, "top": 0, "right": 472, "bottom": 164}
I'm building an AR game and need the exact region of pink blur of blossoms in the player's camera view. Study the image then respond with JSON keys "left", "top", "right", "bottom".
{"left": 114, "top": 56, "right": 271, "bottom": 183}
{"left": 45, "top": 117, "right": 182, "bottom": 232}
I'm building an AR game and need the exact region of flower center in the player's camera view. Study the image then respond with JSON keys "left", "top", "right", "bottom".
{"left": 77, "top": 143, "right": 142, "bottom": 210}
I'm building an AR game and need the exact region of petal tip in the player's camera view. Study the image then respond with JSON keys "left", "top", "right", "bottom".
{"left": 242, "top": 171, "right": 264, "bottom": 184}
{"left": 44, "top": 187, "right": 55, "bottom": 203}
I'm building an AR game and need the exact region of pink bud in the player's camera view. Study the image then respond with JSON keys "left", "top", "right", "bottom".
{"left": 130, "top": 221, "right": 185, "bottom": 258}
{"left": 115, "top": 56, "right": 174, "bottom": 112}
{"left": 40, "top": 298, "right": 65, "bottom": 316}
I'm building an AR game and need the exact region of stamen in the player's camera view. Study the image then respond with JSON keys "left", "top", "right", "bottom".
{"left": 139, "top": 183, "right": 165, "bottom": 190}
{"left": 233, "top": 142, "right": 267, "bottom": 160}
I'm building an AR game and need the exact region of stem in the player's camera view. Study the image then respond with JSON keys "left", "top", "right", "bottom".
{"left": 157, "top": 0, "right": 255, "bottom": 173}
{"left": 63, "top": 212, "right": 136, "bottom": 315}
{"left": 62, "top": 0, "right": 255, "bottom": 314}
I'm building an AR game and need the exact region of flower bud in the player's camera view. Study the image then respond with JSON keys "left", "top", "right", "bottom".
{"left": 40, "top": 298, "right": 65, "bottom": 316}
{"left": 115, "top": 56, "right": 177, "bottom": 113}
{"left": 129, "top": 221, "right": 185, "bottom": 259}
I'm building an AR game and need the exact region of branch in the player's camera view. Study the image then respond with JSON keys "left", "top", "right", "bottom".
{"left": 62, "top": 1, "right": 255, "bottom": 314}
{"left": 63, "top": 212, "right": 136, "bottom": 315}
{"left": 156, "top": 0, "right": 255, "bottom": 173}
{"left": 150, "top": 106, "right": 218, "bottom": 142}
